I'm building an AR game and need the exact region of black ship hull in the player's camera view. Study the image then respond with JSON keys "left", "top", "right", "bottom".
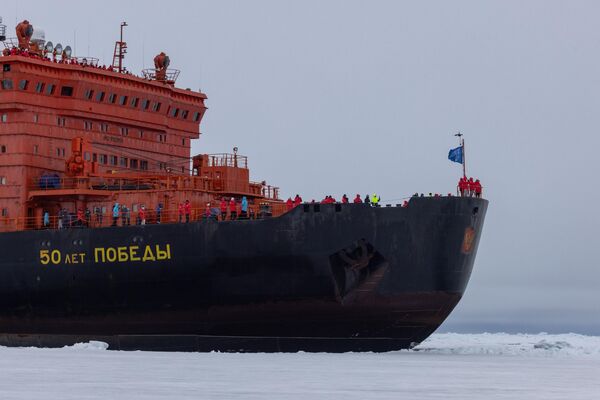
{"left": 0, "top": 197, "right": 487, "bottom": 352}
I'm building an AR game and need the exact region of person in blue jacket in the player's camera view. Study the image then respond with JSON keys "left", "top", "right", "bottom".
{"left": 112, "top": 203, "right": 120, "bottom": 226}
{"left": 241, "top": 196, "right": 248, "bottom": 219}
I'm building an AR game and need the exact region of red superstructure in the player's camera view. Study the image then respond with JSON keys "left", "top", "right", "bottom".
{"left": 0, "top": 19, "right": 282, "bottom": 231}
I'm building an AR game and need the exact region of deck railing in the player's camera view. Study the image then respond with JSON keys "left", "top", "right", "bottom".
{"left": 0, "top": 203, "right": 287, "bottom": 233}
{"left": 206, "top": 154, "right": 248, "bottom": 169}
{"left": 29, "top": 175, "right": 214, "bottom": 192}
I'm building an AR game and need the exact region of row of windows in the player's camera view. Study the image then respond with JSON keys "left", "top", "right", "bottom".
{"left": 86, "top": 152, "right": 151, "bottom": 171}
{"left": 1, "top": 76, "right": 202, "bottom": 122}
{"left": 0, "top": 142, "right": 163, "bottom": 172}
{"left": 1, "top": 113, "right": 187, "bottom": 147}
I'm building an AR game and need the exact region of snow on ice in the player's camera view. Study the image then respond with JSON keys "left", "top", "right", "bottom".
{"left": 0, "top": 333, "right": 598, "bottom": 400}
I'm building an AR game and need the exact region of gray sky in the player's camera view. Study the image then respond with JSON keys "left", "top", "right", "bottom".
{"left": 5, "top": 0, "right": 600, "bottom": 333}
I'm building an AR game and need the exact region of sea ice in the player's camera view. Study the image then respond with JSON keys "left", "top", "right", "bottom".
{"left": 0, "top": 333, "right": 598, "bottom": 400}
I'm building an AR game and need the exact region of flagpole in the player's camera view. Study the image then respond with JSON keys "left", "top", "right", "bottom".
{"left": 462, "top": 137, "right": 466, "bottom": 178}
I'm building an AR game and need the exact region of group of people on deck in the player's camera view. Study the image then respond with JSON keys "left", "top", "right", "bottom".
{"left": 3, "top": 47, "right": 132, "bottom": 75}
{"left": 285, "top": 193, "right": 383, "bottom": 210}
{"left": 458, "top": 177, "right": 483, "bottom": 197}
{"left": 215, "top": 196, "right": 250, "bottom": 221}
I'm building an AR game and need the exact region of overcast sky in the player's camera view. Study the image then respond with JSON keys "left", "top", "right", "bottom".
{"left": 4, "top": 0, "right": 599, "bottom": 334}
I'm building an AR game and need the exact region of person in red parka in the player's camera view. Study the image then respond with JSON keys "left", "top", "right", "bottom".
{"left": 139, "top": 206, "right": 146, "bottom": 225}
{"left": 341, "top": 194, "right": 349, "bottom": 204}
{"left": 474, "top": 179, "right": 482, "bottom": 198}
{"left": 294, "top": 194, "right": 302, "bottom": 207}
{"left": 184, "top": 200, "right": 191, "bottom": 223}
{"left": 353, "top": 194, "right": 362, "bottom": 203}
{"left": 177, "top": 203, "right": 184, "bottom": 223}
{"left": 220, "top": 197, "right": 228, "bottom": 220}
{"left": 467, "top": 177, "right": 475, "bottom": 197}
{"left": 458, "top": 176, "right": 467, "bottom": 196}
{"left": 229, "top": 197, "right": 237, "bottom": 220}
{"left": 286, "top": 197, "right": 294, "bottom": 211}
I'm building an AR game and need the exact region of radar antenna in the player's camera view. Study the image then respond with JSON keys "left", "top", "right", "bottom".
{"left": 142, "top": 52, "right": 180, "bottom": 84}
{"left": 111, "top": 22, "right": 128, "bottom": 73}
{"left": 15, "top": 20, "right": 33, "bottom": 50}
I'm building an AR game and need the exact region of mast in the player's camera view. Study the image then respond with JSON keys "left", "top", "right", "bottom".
{"left": 461, "top": 136, "right": 466, "bottom": 178}
{"left": 455, "top": 132, "right": 466, "bottom": 178}
{"left": 111, "top": 21, "right": 128, "bottom": 73}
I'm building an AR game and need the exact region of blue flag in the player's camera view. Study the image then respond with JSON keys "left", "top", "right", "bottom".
{"left": 448, "top": 146, "right": 463, "bottom": 164}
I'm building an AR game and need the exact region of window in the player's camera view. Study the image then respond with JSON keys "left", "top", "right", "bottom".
{"left": 57, "top": 117, "right": 66, "bottom": 127}
{"left": 108, "top": 93, "right": 117, "bottom": 103}
{"left": 33, "top": 114, "right": 38, "bottom": 123}
{"left": 2, "top": 64, "right": 10, "bottom": 72}
{"left": 84, "top": 121, "right": 93, "bottom": 131}
{"left": 99, "top": 154, "right": 107, "bottom": 164}
{"left": 119, "top": 157, "right": 128, "bottom": 167}
{"left": 120, "top": 127, "right": 129, "bottom": 136}
{"left": 158, "top": 162, "right": 166, "bottom": 170}
{"left": 0, "top": 177, "right": 6, "bottom": 185}
{"left": 130, "top": 97, "right": 139, "bottom": 108}
{"left": 109, "top": 155, "right": 118, "bottom": 165}
{"left": 181, "top": 138, "right": 185, "bottom": 146}
{"left": 45, "top": 84, "right": 55, "bottom": 95}
{"left": 141, "top": 99, "right": 150, "bottom": 110}
{"left": 96, "top": 91, "right": 105, "bottom": 102}
{"left": 157, "top": 133, "right": 167, "bottom": 143}
{"left": 119, "top": 95, "right": 128, "bottom": 105}
{"left": 1, "top": 114, "right": 7, "bottom": 123}
{"left": 84, "top": 152, "right": 91, "bottom": 161}
{"left": 18, "top": 80, "right": 28, "bottom": 90}
{"left": 181, "top": 110, "right": 189, "bottom": 119}
{"left": 193, "top": 111, "right": 201, "bottom": 122}
{"left": 84, "top": 89, "right": 94, "bottom": 99}
{"left": 0, "top": 145, "right": 6, "bottom": 153}
{"left": 1, "top": 79, "right": 13, "bottom": 90}
{"left": 152, "top": 102, "right": 161, "bottom": 112}
{"left": 1, "top": 208, "right": 7, "bottom": 217}
{"left": 92, "top": 153, "right": 98, "bottom": 162}
{"left": 169, "top": 107, "right": 179, "bottom": 118}
{"left": 100, "top": 123, "right": 109, "bottom": 133}
{"left": 140, "top": 160, "right": 148, "bottom": 170}
{"left": 60, "top": 86, "right": 74, "bottom": 96}
{"left": 139, "top": 130, "right": 143, "bottom": 138}
{"left": 130, "top": 159, "right": 138, "bottom": 169}
{"left": 56, "top": 148, "right": 65, "bottom": 157}
{"left": 35, "top": 82, "right": 45, "bottom": 93}
{"left": 33, "top": 145, "right": 39, "bottom": 154}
